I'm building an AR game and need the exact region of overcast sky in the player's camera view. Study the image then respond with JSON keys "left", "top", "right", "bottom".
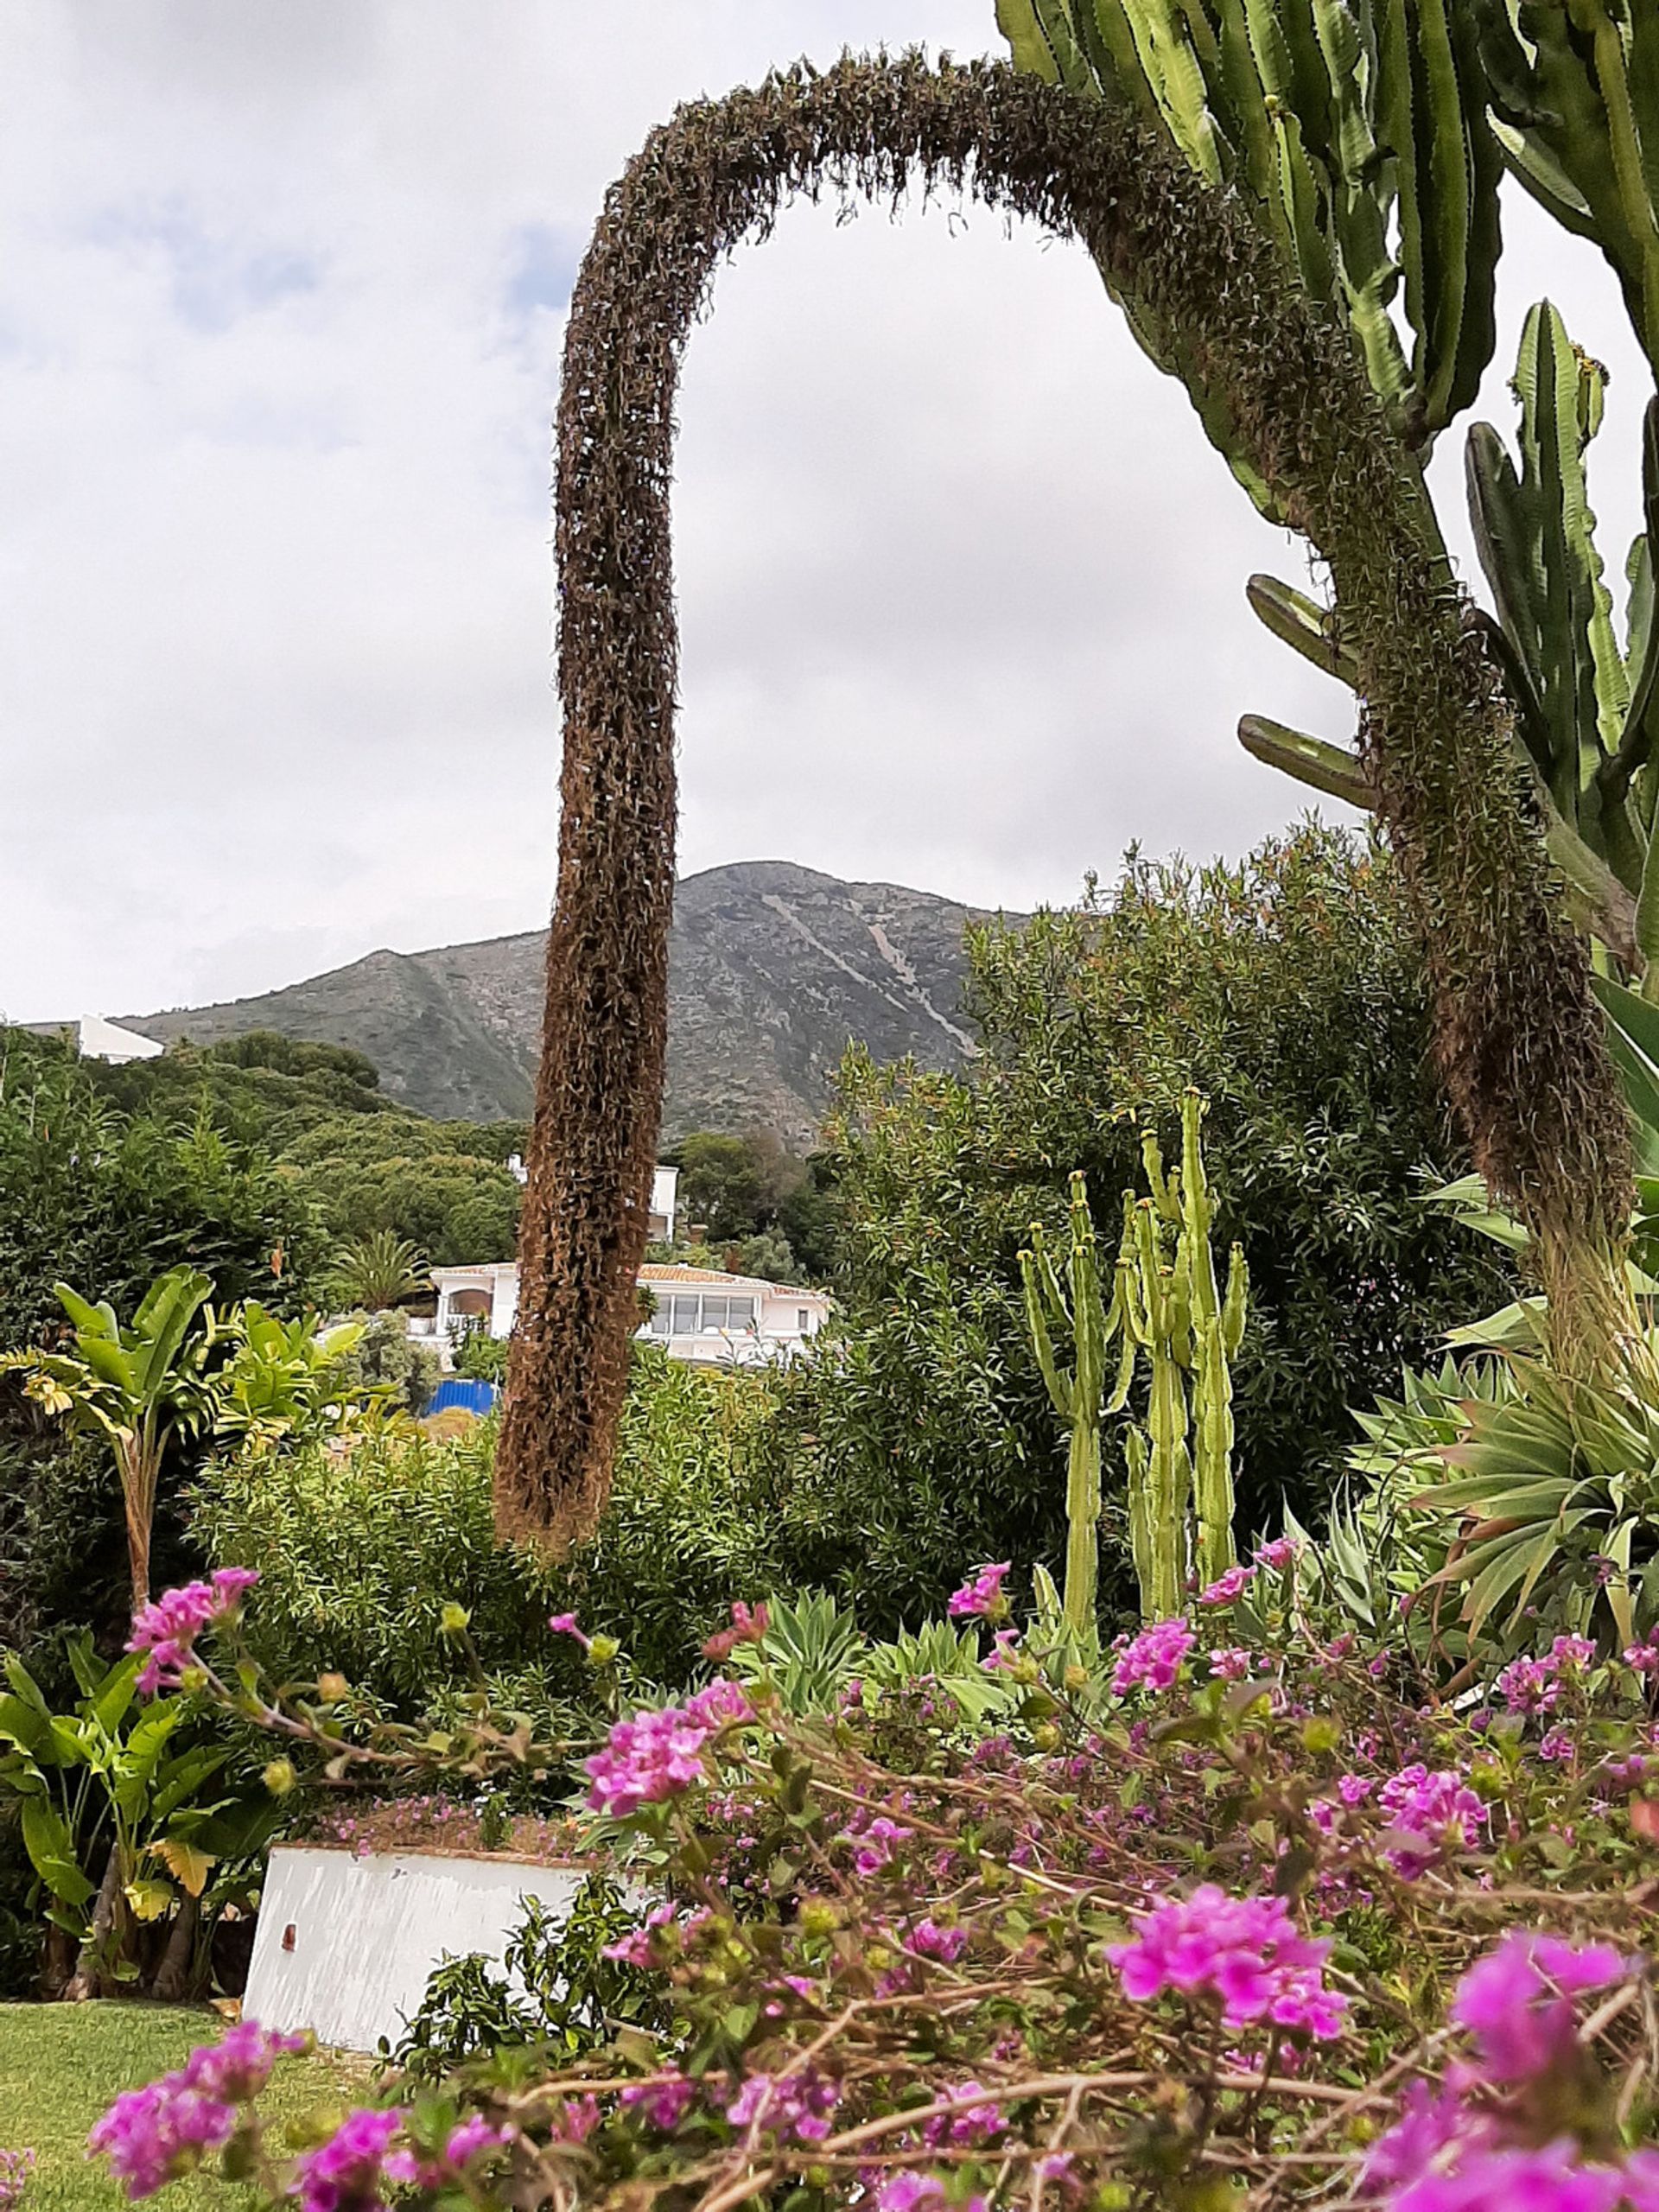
{"left": 0, "top": 2, "right": 1650, "bottom": 1020}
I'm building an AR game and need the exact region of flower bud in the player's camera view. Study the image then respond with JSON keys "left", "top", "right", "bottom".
{"left": 440, "top": 1603, "right": 472, "bottom": 1638}
{"left": 1032, "top": 1723, "right": 1061, "bottom": 1753}
{"left": 263, "top": 1758, "right": 297, "bottom": 1797}
{"left": 1300, "top": 1716, "right": 1341, "bottom": 1756}
{"left": 799, "top": 1898, "right": 842, "bottom": 1938}
{"left": 316, "top": 1672, "right": 349, "bottom": 1705}
{"left": 588, "top": 1633, "right": 620, "bottom": 1666}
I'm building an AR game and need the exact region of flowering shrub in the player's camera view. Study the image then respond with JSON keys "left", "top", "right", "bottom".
{"left": 92, "top": 1567, "right": 1659, "bottom": 2209}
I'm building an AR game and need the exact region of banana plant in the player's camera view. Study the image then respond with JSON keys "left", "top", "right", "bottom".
{"left": 207, "top": 1300, "right": 371, "bottom": 1455}
{"left": 0, "top": 1635, "right": 263, "bottom": 1998}
{"left": 0, "top": 1268, "right": 214, "bottom": 1608}
{"left": 998, "top": 0, "right": 1502, "bottom": 523}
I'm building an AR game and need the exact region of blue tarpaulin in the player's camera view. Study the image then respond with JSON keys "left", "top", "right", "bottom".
{"left": 426, "top": 1377, "right": 498, "bottom": 1417}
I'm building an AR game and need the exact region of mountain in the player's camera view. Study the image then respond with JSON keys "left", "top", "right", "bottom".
{"left": 130, "top": 861, "right": 1015, "bottom": 1147}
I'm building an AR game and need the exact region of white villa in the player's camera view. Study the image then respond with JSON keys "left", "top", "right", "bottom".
{"left": 425, "top": 1258, "right": 830, "bottom": 1369}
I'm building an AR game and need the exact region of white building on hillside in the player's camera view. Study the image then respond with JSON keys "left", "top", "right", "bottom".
{"left": 63, "top": 1016, "right": 163, "bottom": 1065}
{"left": 503, "top": 1159, "right": 678, "bottom": 1246}
{"left": 426, "top": 1258, "right": 829, "bottom": 1369}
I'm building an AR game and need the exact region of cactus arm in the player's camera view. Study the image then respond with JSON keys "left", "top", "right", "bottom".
{"left": 1222, "top": 1243, "right": 1249, "bottom": 1358}
{"left": 1020, "top": 1245, "right": 1074, "bottom": 1418}
{"left": 1116, "top": 0, "right": 1229, "bottom": 186}
{"left": 1488, "top": 115, "right": 1600, "bottom": 243}
{"left": 1064, "top": 1420, "right": 1103, "bottom": 1631}
{"left": 1583, "top": 0, "right": 1659, "bottom": 372}
{"left": 1245, "top": 573, "right": 1361, "bottom": 686}
{"left": 1599, "top": 400, "right": 1659, "bottom": 818}
{"left": 1125, "top": 1425, "right": 1154, "bottom": 1618}
{"left": 1139, "top": 1129, "right": 1177, "bottom": 1221}
{"left": 995, "top": 0, "right": 1094, "bottom": 90}
{"left": 1237, "top": 715, "right": 1376, "bottom": 809}
{"left": 1465, "top": 420, "right": 1548, "bottom": 718}
{"left": 1192, "top": 1315, "right": 1239, "bottom": 1584}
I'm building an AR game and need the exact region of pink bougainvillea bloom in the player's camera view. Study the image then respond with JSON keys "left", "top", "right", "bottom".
{"left": 291, "top": 2107, "right": 403, "bottom": 2212}
{"left": 1388, "top": 2140, "right": 1625, "bottom": 2212}
{"left": 1110, "top": 1618, "right": 1195, "bottom": 1697}
{"left": 947, "top": 1563, "right": 1011, "bottom": 1620}
{"left": 1106, "top": 1884, "right": 1347, "bottom": 2038}
{"left": 908, "top": 1917, "right": 967, "bottom": 1962}
{"left": 1375, "top": 1766, "right": 1487, "bottom": 1872}
{"left": 726, "top": 2069, "right": 841, "bottom": 2142}
{"left": 583, "top": 1681, "right": 751, "bottom": 1816}
{"left": 703, "top": 1599, "right": 771, "bottom": 1660}
{"left": 89, "top": 2023, "right": 305, "bottom": 2197}
{"left": 127, "top": 1568, "right": 258, "bottom": 1694}
{"left": 620, "top": 2075, "right": 698, "bottom": 2132}
{"left": 1254, "top": 1537, "right": 1300, "bottom": 1572}
{"left": 1198, "top": 1565, "right": 1255, "bottom": 1606}
{"left": 1451, "top": 1930, "right": 1628, "bottom": 2082}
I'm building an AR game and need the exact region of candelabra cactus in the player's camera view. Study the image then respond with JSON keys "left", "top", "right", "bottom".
{"left": 1122, "top": 1092, "right": 1250, "bottom": 1609}
{"left": 1020, "top": 1173, "right": 1132, "bottom": 1637}
{"left": 1020, "top": 1092, "right": 1248, "bottom": 1628}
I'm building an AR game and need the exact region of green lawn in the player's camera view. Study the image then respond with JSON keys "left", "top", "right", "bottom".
{"left": 0, "top": 2003, "right": 359, "bottom": 2209}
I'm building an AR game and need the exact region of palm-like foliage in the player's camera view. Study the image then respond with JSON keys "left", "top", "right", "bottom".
{"left": 327, "top": 1229, "right": 430, "bottom": 1313}
{"left": 0, "top": 1268, "right": 213, "bottom": 1607}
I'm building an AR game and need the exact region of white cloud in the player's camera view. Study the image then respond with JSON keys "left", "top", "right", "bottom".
{"left": 0, "top": 1, "right": 1648, "bottom": 1020}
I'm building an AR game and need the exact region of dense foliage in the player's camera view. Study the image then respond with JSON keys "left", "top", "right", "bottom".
{"left": 82, "top": 1539, "right": 1659, "bottom": 2212}
{"left": 772, "top": 829, "right": 1514, "bottom": 1630}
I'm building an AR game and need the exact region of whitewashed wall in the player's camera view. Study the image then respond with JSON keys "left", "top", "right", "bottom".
{"left": 244, "top": 1846, "right": 592, "bottom": 2054}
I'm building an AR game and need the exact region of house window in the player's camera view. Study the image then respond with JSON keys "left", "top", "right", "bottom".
{"left": 648, "top": 1290, "right": 759, "bottom": 1336}
{"left": 798, "top": 1309, "right": 810, "bottom": 1334}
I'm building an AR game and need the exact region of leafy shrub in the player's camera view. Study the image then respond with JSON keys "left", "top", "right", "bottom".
{"left": 193, "top": 1352, "right": 823, "bottom": 1708}
{"left": 335, "top": 1309, "right": 442, "bottom": 1413}
{"left": 92, "top": 1544, "right": 1659, "bottom": 2210}
{"left": 387, "top": 1878, "right": 671, "bottom": 2082}
{"left": 772, "top": 828, "right": 1514, "bottom": 1630}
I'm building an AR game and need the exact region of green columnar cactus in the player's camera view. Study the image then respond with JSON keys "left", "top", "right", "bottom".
{"left": 1020, "top": 1173, "right": 1132, "bottom": 1633}
{"left": 1120, "top": 1091, "right": 1249, "bottom": 1607}
{"left": 1020, "top": 1095, "right": 1247, "bottom": 1628}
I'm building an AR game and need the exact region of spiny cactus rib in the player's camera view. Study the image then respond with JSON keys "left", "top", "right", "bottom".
{"left": 498, "top": 50, "right": 1628, "bottom": 1542}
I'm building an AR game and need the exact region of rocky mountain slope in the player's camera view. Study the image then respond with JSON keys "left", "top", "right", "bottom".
{"left": 131, "top": 861, "right": 1014, "bottom": 1146}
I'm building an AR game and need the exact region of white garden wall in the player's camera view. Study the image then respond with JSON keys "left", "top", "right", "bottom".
{"left": 244, "top": 1845, "right": 592, "bottom": 2054}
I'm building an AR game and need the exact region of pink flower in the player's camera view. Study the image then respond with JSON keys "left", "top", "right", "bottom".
{"left": 908, "top": 1917, "right": 967, "bottom": 1962}
{"left": 549, "top": 1612, "right": 591, "bottom": 1650}
{"left": 602, "top": 1901, "right": 677, "bottom": 1966}
{"left": 620, "top": 2075, "right": 697, "bottom": 2132}
{"left": 1538, "top": 1726, "right": 1575, "bottom": 1764}
{"left": 1106, "top": 1884, "right": 1346, "bottom": 2039}
{"left": 0, "top": 2151, "right": 33, "bottom": 2212}
{"left": 1254, "top": 1537, "right": 1300, "bottom": 1572}
{"left": 1375, "top": 1766, "right": 1486, "bottom": 1872}
{"left": 584, "top": 1681, "right": 751, "bottom": 1816}
{"left": 88, "top": 2024, "right": 304, "bottom": 2197}
{"left": 1211, "top": 1648, "right": 1253, "bottom": 1681}
{"left": 126, "top": 1569, "right": 258, "bottom": 1694}
{"left": 1388, "top": 2141, "right": 1624, "bottom": 2212}
{"left": 1110, "top": 1618, "right": 1195, "bottom": 1697}
{"left": 1451, "top": 1930, "right": 1628, "bottom": 2082}
{"left": 846, "top": 1817, "right": 911, "bottom": 1876}
{"left": 726, "top": 2069, "right": 840, "bottom": 2142}
{"left": 947, "top": 1563, "right": 1011, "bottom": 1620}
{"left": 1362, "top": 2077, "right": 1486, "bottom": 2194}
{"left": 920, "top": 2080, "right": 1004, "bottom": 2147}
{"left": 1198, "top": 1565, "right": 1255, "bottom": 1606}
{"left": 704, "top": 1600, "right": 770, "bottom": 1660}
{"left": 291, "top": 2107, "right": 402, "bottom": 2212}
{"left": 982, "top": 1627, "right": 1021, "bottom": 1673}
{"left": 1625, "top": 1643, "right": 1659, "bottom": 1675}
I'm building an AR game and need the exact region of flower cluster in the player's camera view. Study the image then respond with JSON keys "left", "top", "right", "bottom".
{"left": 726, "top": 2069, "right": 841, "bottom": 2142}
{"left": 1109, "top": 1617, "right": 1194, "bottom": 1696}
{"left": 1365, "top": 1933, "right": 1637, "bottom": 2210}
{"left": 1374, "top": 1764, "right": 1487, "bottom": 1872}
{"left": 88, "top": 2024, "right": 306, "bottom": 2196}
{"left": 1107, "top": 1883, "right": 1347, "bottom": 2038}
{"left": 0, "top": 2152, "right": 32, "bottom": 2211}
{"left": 126, "top": 1567, "right": 258, "bottom": 1694}
{"left": 1494, "top": 1634, "right": 1599, "bottom": 1718}
{"left": 584, "top": 1678, "right": 751, "bottom": 1816}
{"left": 947, "top": 1562, "right": 1011, "bottom": 1620}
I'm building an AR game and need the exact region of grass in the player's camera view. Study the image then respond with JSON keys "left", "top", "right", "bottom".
{"left": 0, "top": 2002, "right": 359, "bottom": 2209}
